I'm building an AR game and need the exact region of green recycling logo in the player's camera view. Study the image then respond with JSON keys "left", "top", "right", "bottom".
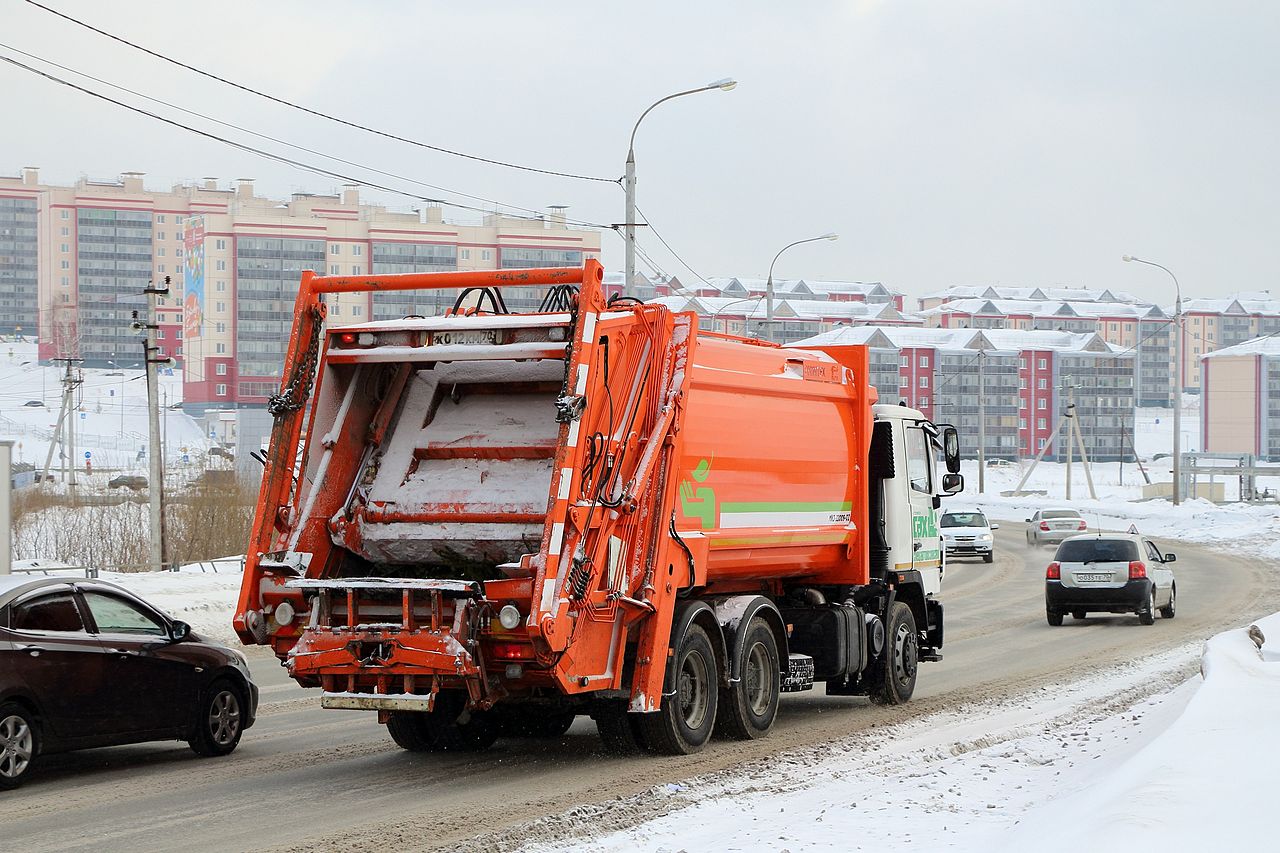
{"left": 679, "top": 457, "right": 717, "bottom": 530}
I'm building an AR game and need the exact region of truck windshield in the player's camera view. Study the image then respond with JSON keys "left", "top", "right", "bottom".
{"left": 940, "top": 513, "right": 987, "bottom": 528}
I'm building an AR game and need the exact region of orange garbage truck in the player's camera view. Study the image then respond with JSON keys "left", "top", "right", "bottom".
{"left": 234, "top": 260, "right": 962, "bottom": 754}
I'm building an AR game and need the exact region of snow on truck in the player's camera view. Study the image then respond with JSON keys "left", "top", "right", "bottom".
{"left": 234, "top": 260, "right": 963, "bottom": 755}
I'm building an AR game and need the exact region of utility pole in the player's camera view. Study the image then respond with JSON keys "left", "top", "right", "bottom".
{"left": 977, "top": 349, "right": 986, "bottom": 494}
{"left": 42, "top": 358, "right": 82, "bottom": 494}
{"left": 137, "top": 276, "right": 172, "bottom": 572}
{"left": 1064, "top": 379, "right": 1073, "bottom": 502}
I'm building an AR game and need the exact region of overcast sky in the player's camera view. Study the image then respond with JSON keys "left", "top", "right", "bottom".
{"left": 3, "top": 0, "right": 1277, "bottom": 306}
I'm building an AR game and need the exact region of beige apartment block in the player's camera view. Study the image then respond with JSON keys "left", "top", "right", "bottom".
{"left": 0, "top": 169, "right": 601, "bottom": 411}
{"left": 1201, "top": 336, "right": 1280, "bottom": 459}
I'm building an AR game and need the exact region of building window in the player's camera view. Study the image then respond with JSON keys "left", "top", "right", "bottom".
{"left": 175, "top": 248, "right": 183, "bottom": 257}
{"left": 353, "top": 306, "right": 362, "bottom": 317}
{"left": 1038, "top": 399, "right": 1046, "bottom": 410}
{"left": 60, "top": 209, "right": 69, "bottom": 219}
{"left": 482, "top": 249, "right": 492, "bottom": 261}
{"left": 216, "top": 281, "right": 226, "bottom": 292}
{"left": 919, "top": 396, "right": 929, "bottom": 406}
{"left": 899, "top": 376, "right": 909, "bottom": 388}
{"left": 157, "top": 215, "right": 166, "bottom": 223}
{"left": 330, "top": 244, "right": 341, "bottom": 255}
{"left": 215, "top": 302, "right": 225, "bottom": 312}
{"left": 215, "top": 343, "right": 226, "bottom": 354}
{"left": 60, "top": 243, "right": 69, "bottom": 253}
{"left": 215, "top": 239, "right": 226, "bottom": 250}
{"left": 175, "top": 328, "right": 183, "bottom": 339}
{"left": 158, "top": 264, "right": 166, "bottom": 272}
{"left": 60, "top": 260, "right": 69, "bottom": 269}
{"left": 216, "top": 363, "right": 227, "bottom": 376}
{"left": 1019, "top": 418, "right": 1027, "bottom": 429}
{"left": 1038, "top": 378, "right": 1047, "bottom": 390}
{"left": 157, "top": 329, "right": 165, "bottom": 339}
{"left": 919, "top": 356, "right": 929, "bottom": 367}
{"left": 60, "top": 226, "right": 69, "bottom": 236}
{"left": 351, "top": 265, "right": 360, "bottom": 274}
{"left": 60, "top": 276, "right": 69, "bottom": 286}
{"left": 1018, "top": 399, "right": 1026, "bottom": 409}
{"left": 216, "top": 260, "right": 226, "bottom": 271}
{"left": 900, "top": 356, "right": 908, "bottom": 367}
{"left": 331, "top": 305, "right": 341, "bottom": 316}
{"left": 919, "top": 376, "right": 929, "bottom": 388}
{"left": 60, "top": 293, "right": 70, "bottom": 303}
{"left": 215, "top": 322, "right": 226, "bottom": 333}
{"left": 1019, "top": 357, "right": 1026, "bottom": 368}
{"left": 1038, "top": 438, "right": 1046, "bottom": 450}
{"left": 351, "top": 245, "right": 362, "bottom": 256}
{"left": 330, "top": 264, "right": 340, "bottom": 275}
{"left": 157, "top": 231, "right": 165, "bottom": 240}
{"left": 1037, "top": 418, "right": 1046, "bottom": 429}
{"left": 215, "top": 384, "right": 227, "bottom": 396}
{"left": 157, "top": 248, "right": 165, "bottom": 257}
{"left": 1038, "top": 358, "right": 1047, "bottom": 369}
{"left": 461, "top": 249, "right": 471, "bottom": 260}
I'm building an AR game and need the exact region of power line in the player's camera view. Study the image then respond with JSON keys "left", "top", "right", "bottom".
{"left": 0, "top": 41, "right": 610, "bottom": 229}
{"left": 634, "top": 204, "right": 715, "bottom": 287}
{"left": 20, "top": 0, "right": 618, "bottom": 185}
{"left": 0, "top": 53, "right": 615, "bottom": 229}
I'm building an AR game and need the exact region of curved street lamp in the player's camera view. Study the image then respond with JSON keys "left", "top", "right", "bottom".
{"left": 764, "top": 233, "right": 838, "bottom": 340}
{"left": 624, "top": 78, "right": 737, "bottom": 297}
{"left": 1123, "top": 254, "right": 1183, "bottom": 506}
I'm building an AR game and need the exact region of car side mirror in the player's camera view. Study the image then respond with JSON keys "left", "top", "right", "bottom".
{"left": 1024, "top": 517, "right": 1032, "bottom": 523}
{"left": 941, "top": 472, "right": 963, "bottom": 495}
{"left": 168, "top": 620, "right": 191, "bottom": 642}
{"left": 1164, "top": 553, "right": 1176, "bottom": 563}
{"left": 991, "top": 523, "right": 1000, "bottom": 530}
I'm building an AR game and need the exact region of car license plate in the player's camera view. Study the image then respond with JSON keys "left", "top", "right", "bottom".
{"left": 431, "top": 330, "right": 498, "bottom": 346}
{"left": 1075, "top": 572, "right": 1111, "bottom": 583}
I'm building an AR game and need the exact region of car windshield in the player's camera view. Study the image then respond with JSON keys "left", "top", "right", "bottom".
{"left": 941, "top": 513, "right": 988, "bottom": 528}
{"left": 1043, "top": 510, "right": 1082, "bottom": 520}
{"left": 1057, "top": 538, "right": 1138, "bottom": 563}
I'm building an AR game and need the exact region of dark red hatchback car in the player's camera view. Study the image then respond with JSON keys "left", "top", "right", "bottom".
{"left": 0, "top": 576, "right": 258, "bottom": 790}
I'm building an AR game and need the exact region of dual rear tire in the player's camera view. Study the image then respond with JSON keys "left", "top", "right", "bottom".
{"left": 385, "top": 691, "right": 498, "bottom": 753}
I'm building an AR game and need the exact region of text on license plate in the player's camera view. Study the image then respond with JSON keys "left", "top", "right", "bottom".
{"left": 1075, "top": 572, "right": 1111, "bottom": 583}
{"left": 432, "top": 330, "right": 498, "bottom": 346}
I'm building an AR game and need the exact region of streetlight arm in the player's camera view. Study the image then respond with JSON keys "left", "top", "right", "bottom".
{"left": 1123, "top": 255, "right": 1181, "bottom": 303}
{"left": 768, "top": 236, "right": 833, "bottom": 281}
{"left": 628, "top": 81, "right": 736, "bottom": 156}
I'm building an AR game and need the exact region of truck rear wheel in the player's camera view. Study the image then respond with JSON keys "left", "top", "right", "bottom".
{"left": 870, "top": 602, "right": 918, "bottom": 705}
{"left": 386, "top": 711, "right": 436, "bottom": 752}
{"left": 498, "top": 708, "right": 576, "bottom": 738}
{"left": 592, "top": 700, "right": 648, "bottom": 755}
{"left": 716, "top": 617, "right": 780, "bottom": 740}
{"left": 639, "top": 623, "right": 719, "bottom": 755}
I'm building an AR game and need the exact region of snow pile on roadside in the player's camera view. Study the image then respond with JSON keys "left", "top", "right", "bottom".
{"left": 97, "top": 558, "right": 243, "bottom": 645}
{"left": 1000, "top": 612, "right": 1280, "bottom": 852}
{"left": 521, "top": 646, "right": 1204, "bottom": 853}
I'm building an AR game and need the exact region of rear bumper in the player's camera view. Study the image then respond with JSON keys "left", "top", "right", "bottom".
{"left": 1045, "top": 579, "right": 1150, "bottom": 612}
{"left": 1033, "top": 530, "right": 1081, "bottom": 543}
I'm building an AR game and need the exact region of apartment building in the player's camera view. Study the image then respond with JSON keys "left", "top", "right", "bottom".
{"left": 1201, "top": 336, "right": 1280, "bottom": 460}
{"left": 796, "top": 325, "right": 1136, "bottom": 462}
{"left": 920, "top": 296, "right": 1173, "bottom": 408}
{"left": 0, "top": 168, "right": 601, "bottom": 412}
{"left": 1179, "top": 293, "right": 1280, "bottom": 394}
{"left": 917, "top": 284, "right": 1142, "bottom": 312}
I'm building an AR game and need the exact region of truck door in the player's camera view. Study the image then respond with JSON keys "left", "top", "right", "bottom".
{"left": 903, "top": 425, "right": 942, "bottom": 594}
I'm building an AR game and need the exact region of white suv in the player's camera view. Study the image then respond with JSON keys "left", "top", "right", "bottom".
{"left": 940, "top": 510, "right": 998, "bottom": 563}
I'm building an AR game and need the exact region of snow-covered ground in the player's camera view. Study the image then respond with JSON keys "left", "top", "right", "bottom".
{"left": 0, "top": 340, "right": 211, "bottom": 471}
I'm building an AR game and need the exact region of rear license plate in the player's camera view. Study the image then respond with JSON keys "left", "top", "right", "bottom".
{"left": 431, "top": 329, "right": 498, "bottom": 346}
{"left": 1075, "top": 572, "right": 1111, "bottom": 583}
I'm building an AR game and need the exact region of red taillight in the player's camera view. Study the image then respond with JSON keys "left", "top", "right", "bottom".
{"left": 1128, "top": 561, "right": 1147, "bottom": 579}
{"left": 338, "top": 332, "right": 358, "bottom": 346}
{"left": 1040, "top": 521, "right": 1051, "bottom": 531}
{"left": 1077, "top": 520, "right": 1087, "bottom": 530}
{"left": 1046, "top": 562, "right": 1061, "bottom": 580}
{"left": 491, "top": 642, "right": 534, "bottom": 660}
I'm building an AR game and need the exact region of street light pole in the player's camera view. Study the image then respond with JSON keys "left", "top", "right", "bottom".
{"left": 765, "top": 233, "right": 838, "bottom": 341}
{"left": 1123, "top": 254, "right": 1183, "bottom": 505}
{"left": 624, "top": 78, "right": 737, "bottom": 297}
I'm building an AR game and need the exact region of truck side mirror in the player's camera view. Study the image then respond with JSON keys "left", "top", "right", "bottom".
{"left": 942, "top": 426, "right": 960, "bottom": 473}
{"left": 941, "top": 472, "right": 963, "bottom": 494}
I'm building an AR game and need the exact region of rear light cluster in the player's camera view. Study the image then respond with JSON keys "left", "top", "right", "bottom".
{"left": 490, "top": 642, "right": 534, "bottom": 660}
{"left": 1128, "top": 561, "right": 1147, "bottom": 579}
{"left": 1039, "top": 521, "right": 1051, "bottom": 531}
{"left": 1077, "top": 520, "right": 1087, "bottom": 530}
{"left": 334, "top": 331, "right": 377, "bottom": 348}
{"left": 1046, "top": 562, "right": 1061, "bottom": 580}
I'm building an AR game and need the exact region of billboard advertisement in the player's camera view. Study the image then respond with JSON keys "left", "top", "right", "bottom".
{"left": 183, "top": 216, "right": 205, "bottom": 338}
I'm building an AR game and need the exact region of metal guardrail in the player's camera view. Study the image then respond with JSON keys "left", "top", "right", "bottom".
{"left": 8, "top": 564, "right": 98, "bottom": 578}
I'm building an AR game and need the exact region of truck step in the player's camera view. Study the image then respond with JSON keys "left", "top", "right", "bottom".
{"left": 782, "top": 653, "right": 815, "bottom": 692}
{"left": 919, "top": 649, "right": 943, "bottom": 662}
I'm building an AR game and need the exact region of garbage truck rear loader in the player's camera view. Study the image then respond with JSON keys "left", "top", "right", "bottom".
{"left": 234, "top": 260, "right": 962, "bottom": 754}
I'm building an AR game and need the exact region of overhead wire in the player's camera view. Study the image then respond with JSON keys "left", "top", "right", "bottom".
{"left": 20, "top": 0, "right": 618, "bottom": 185}
{"left": 0, "top": 41, "right": 612, "bottom": 229}
{"left": 0, "top": 52, "right": 616, "bottom": 229}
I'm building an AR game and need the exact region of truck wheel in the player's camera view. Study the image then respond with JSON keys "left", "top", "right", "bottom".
{"left": 499, "top": 709, "right": 575, "bottom": 738}
{"left": 870, "top": 603, "right": 918, "bottom": 705}
{"left": 424, "top": 691, "right": 498, "bottom": 752}
{"left": 716, "top": 617, "right": 780, "bottom": 740}
{"left": 1159, "top": 586, "right": 1176, "bottom": 620}
{"left": 639, "top": 623, "right": 719, "bottom": 755}
{"left": 386, "top": 712, "right": 437, "bottom": 752}
{"left": 592, "top": 700, "right": 647, "bottom": 756}
{"left": 0, "top": 703, "right": 38, "bottom": 790}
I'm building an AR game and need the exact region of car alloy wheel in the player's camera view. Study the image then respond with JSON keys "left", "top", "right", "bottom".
{"left": 208, "top": 689, "right": 242, "bottom": 747}
{"left": 0, "top": 714, "right": 34, "bottom": 782}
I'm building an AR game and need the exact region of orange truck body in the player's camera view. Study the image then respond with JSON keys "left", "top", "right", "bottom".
{"left": 235, "top": 261, "right": 955, "bottom": 753}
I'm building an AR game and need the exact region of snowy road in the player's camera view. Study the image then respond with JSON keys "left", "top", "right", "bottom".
{"left": 1, "top": 526, "right": 1274, "bottom": 853}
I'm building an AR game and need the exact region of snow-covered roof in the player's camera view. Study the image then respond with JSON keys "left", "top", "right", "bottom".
{"left": 650, "top": 295, "right": 921, "bottom": 324}
{"left": 919, "top": 284, "right": 1144, "bottom": 305}
{"left": 793, "top": 325, "right": 1122, "bottom": 356}
{"left": 696, "top": 277, "right": 901, "bottom": 300}
{"left": 1182, "top": 293, "right": 1280, "bottom": 316}
{"left": 1201, "top": 334, "right": 1280, "bottom": 360}
{"left": 920, "top": 298, "right": 1168, "bottom": 321}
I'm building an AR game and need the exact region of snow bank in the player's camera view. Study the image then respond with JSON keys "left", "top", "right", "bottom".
{"left": 1000, "top": 613, "right": 1280, "bottom": 852}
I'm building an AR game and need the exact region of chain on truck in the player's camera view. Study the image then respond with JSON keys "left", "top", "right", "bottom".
{"left": 234, "top": 261, "right": 963, "bottom": 754}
